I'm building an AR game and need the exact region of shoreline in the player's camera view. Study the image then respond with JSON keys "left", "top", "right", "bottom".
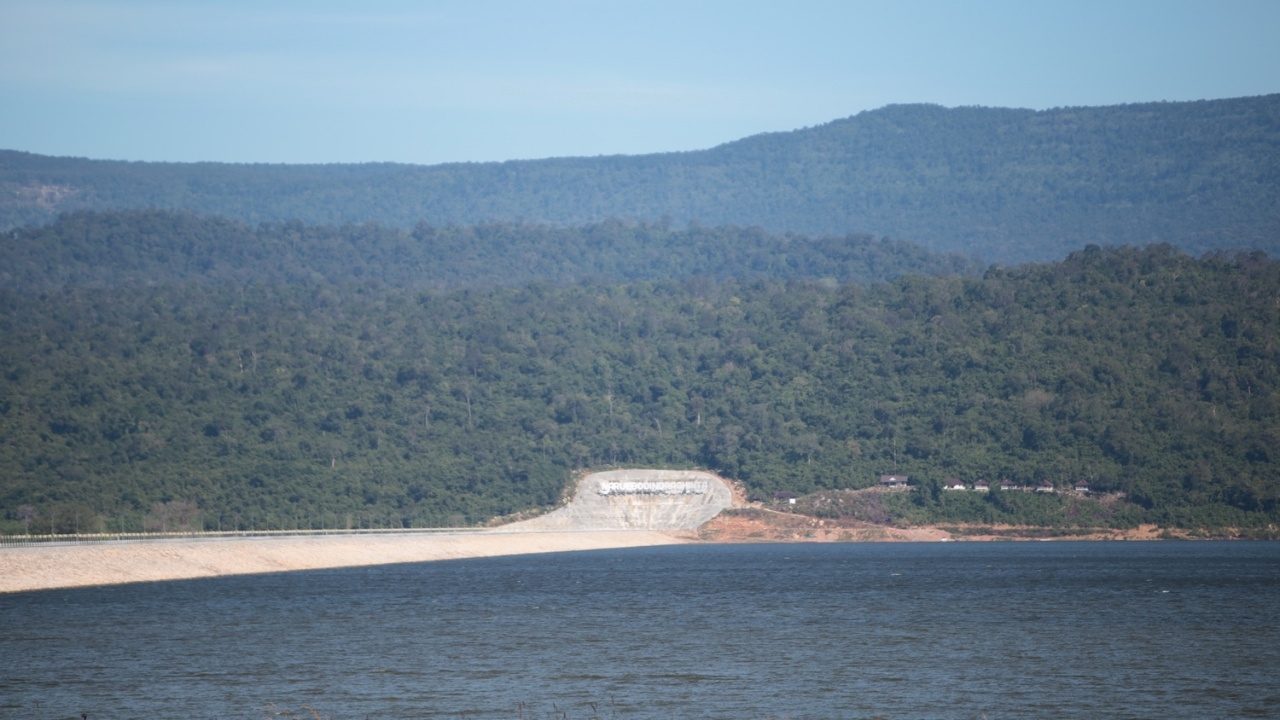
{"left": 0, "top": 519, "right": 1226, "bottom": 595}
{"left": 0, "top": 529, "right": 687, "bottom": 594}
{"left": 694, "top": 507, "right": 1202, "bottom": 543}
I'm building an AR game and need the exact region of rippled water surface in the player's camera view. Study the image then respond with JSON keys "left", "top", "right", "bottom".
{"left": 3, "top": 542, "right": 1279, "bottom": 719}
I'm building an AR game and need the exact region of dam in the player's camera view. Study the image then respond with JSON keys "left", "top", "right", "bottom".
{"left": 501, "top": 469, "right": 734, "bottom": 532}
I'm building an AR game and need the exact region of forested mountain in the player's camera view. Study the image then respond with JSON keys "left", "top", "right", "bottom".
{"left": 4, "top": 95, "right": 1278, "bottom": 263}
{"left": 3, "top": 244, "right": 1277, "bottom": 534}
{"left": 0, "top": 210, "right": 979, "bottom": 292}
{"left": 3, "top": 95, "right": 1278, "bottom": 536}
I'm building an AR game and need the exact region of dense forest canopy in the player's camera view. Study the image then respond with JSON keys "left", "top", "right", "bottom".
{"left": 0, "top": 210, "right": 978, "bottom": 292}
{"left": 2, "top": 229, "right": 1277, "bottom": 534}
{"left": 4, "top": 95, "right": 1279, "bottom": 263}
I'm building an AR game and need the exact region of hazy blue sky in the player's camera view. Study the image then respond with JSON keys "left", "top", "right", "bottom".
{"left": 2, "top": 0, "right": 1277, "bottom": 165}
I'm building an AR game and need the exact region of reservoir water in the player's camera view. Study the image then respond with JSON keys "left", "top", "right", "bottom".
{"left": 2, "top": 541, "right": 1278, "bottom": 719}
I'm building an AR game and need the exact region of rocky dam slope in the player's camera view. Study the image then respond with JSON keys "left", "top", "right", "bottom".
{"left": 501, "top": 469, "right": 734, "bottom": 532}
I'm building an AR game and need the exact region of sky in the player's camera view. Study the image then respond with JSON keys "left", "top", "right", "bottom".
{"left": 1, "top": 0, "right": 1278, "bottom": 165}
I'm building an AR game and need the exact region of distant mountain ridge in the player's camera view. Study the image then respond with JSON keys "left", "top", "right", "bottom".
{"left": 3, "top": 94, "right": 1278, "bottom": 262}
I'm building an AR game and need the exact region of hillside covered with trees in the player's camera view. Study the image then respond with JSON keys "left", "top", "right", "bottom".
{"left": 0, "top": 210, "right": 978, "bottom": 292}
{"left": 4, "top": 95, "right": 1278, "bottom": 263}
{"left": 2, "top": 232, "right": 1277, "bottom": 535}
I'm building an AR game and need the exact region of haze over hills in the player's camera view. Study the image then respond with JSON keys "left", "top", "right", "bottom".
{"left": 4, "top": 94, "right": 1278, "bottom": 263}
{"left": 0, "top": 211, "right": 980, "bottom": 292}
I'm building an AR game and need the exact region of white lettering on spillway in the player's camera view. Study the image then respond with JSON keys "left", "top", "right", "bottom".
{"left": 597, "top": 480, "right": 709, "bottom": 496}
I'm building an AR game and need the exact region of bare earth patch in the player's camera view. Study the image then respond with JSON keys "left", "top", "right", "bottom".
{"left": 695, "top": 511, "right": 1185, "bottom": 543}
{"left": 695, "top": 508, "right": 949, "bottom": 543}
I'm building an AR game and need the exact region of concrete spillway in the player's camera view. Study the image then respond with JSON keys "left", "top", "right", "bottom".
{"left": 501, "top": 469, "right": 734, "bottom": 532}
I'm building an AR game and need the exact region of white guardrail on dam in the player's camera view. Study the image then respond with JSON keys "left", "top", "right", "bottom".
{"left": 597, "top": 481, "right": 709, "bottom": 495}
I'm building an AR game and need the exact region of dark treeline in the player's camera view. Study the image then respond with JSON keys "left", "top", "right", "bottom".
{"left": 2, "top": 244, "right": 1277, "bottom": 534}
{"left": 4, "top": 95, "right": 1278, "bottom": 263}
{"left": 0, "top": 210, "right": 978, "bottom": 291}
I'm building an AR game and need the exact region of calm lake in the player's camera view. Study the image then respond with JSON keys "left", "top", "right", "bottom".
{"left": 2, "top": 542, "right": 1278, "bottom": 720}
